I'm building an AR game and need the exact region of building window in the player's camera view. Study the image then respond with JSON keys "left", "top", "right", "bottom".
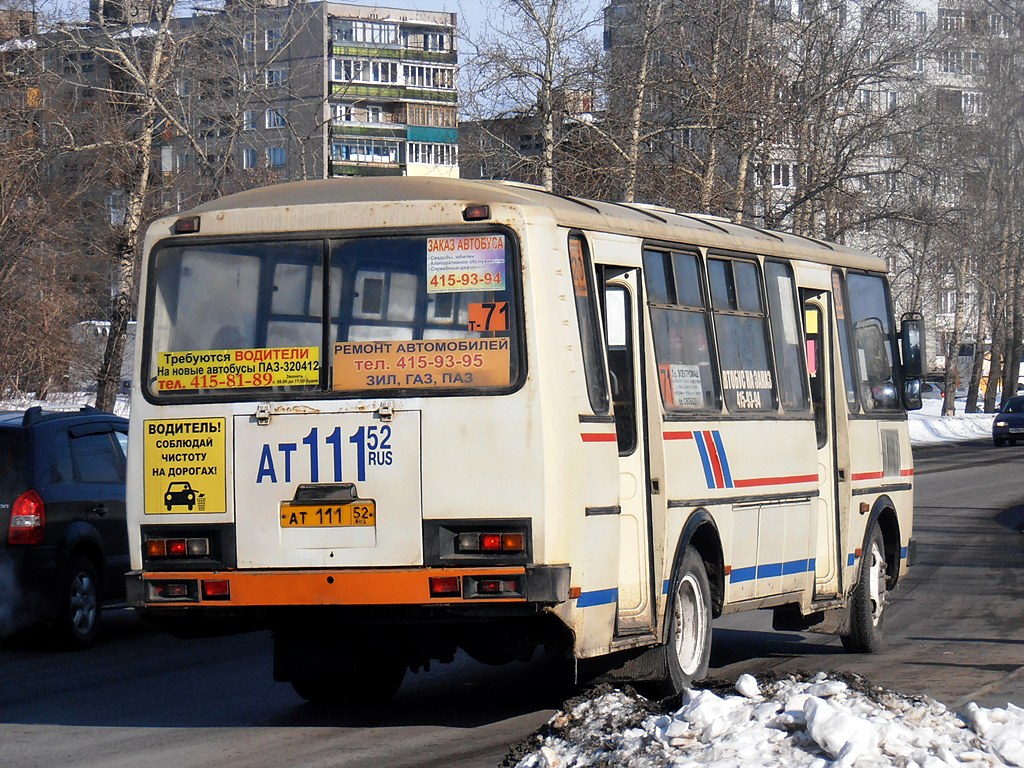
{"left": 268, "top": 146, "right": 287, "bottom": 167}
{"left": 243, "top": 31, "right": 254, "bottom": 53}
{"left": 939, "top": 8, "right": 963, "bottom": 31}
{"left": 407, "top": 142, "right": 457, "bottom": 165}
{"left": 333, "top": 19, "right": 398, "bottom": 45}
{"left": 265, "top": 28, "right": 282, "bottom": 51}
{"left": 405, "top": 103, "right": 457, "bottom": 128}
{"left": 962, "top": 91, "right": 985, "bottom": 114}
{"left": 772, "top": 163, "right": 795, "bottom": 188}
{"left": 242, "top": 148, "right": 258, "bottom": 169}
{"left": 941, "top": 50, "right": 963, "bottom": 74}
{"left": 332, "top": 59, "right": 399, "bottom": 84}
{"left": 915, "top": 10, "right": 927, "bottom": 30}
{"left": 402, "top": 64, "right": 454, "bottom": 89}
{"left": 266, "top": 68, "right": 287, "bottom": 88}
{"left": 422, "top": 32, "right": 447, "bottom": 51}
{"left": 265, "top": 108, "right": 286, "bottom": 128}
{"left": 332, "top": 103, "right": 353, "bottom": 123}
{"left": 243, "top": 110, "right": 258, "bottom": 131}
{"left": 331, "top": 139, "right": 400, "bottom": 164}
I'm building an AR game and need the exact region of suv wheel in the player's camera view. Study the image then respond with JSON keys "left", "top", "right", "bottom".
{"left": 54, "top": 555, "right": 101, "bottom": 649}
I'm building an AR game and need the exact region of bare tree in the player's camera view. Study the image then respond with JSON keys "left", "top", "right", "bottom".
{"left": 461, "top": 0, "right": 600, "bottom": 192}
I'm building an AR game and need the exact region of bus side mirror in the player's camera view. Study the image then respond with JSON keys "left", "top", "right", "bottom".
{"left": 903, "top": 377, "right": 923, "bottom": 411}
{"left": 900, "top": 312, "right": 925, "bottom": 379}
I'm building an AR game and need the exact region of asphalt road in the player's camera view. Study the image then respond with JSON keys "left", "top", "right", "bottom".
{"left": 2, "top": 438, "right": 1023, "bottom": 768}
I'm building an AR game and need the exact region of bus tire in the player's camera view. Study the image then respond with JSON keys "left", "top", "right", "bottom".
{"left": 656, "top": 546, "right": 712, "bottom": 695}
{"left": 841, "top": 525, "right": 887, "bottom": 653}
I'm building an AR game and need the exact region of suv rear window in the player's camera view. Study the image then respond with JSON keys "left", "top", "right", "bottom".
{"left": 0, "top": 430, "right": 26, "bottom": 499}
{"left": 146, "top": 233, "right": 521, "bottom": 400}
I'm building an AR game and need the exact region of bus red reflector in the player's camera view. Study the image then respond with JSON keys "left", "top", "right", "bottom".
{"left": 429, "top": 576, "right": 461, "bottom": 597}
{"left": 155, "top": 582, "right": 189, "bottom": 598}
{"left": 462, "top": 204, "right": 491, "bottom": 221}
{"left": 168, "top": 539, "right": 187, "bottom": 556}
{"left": 480, "top": 534, "right": 502, "bottom": 551}
{"left": 201, "top": 580, "right": 230, "bottom": 599}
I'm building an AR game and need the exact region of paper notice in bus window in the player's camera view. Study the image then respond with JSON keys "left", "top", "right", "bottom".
{"left": 468, "top": 301, "right": 509, "bottom": 332}
{"left": 333, "top": 338, "right": 511, "bottom": 390}
{"left": 155, "top": 347, "right": 320, "bottom": 392}
{"left": 426, "top": 235, "right": 506, "bottom": 293}
{"left": 658, "top": 364, "right": 704, "bottom": 408}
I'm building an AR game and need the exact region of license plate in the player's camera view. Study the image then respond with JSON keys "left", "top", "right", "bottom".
{"left": 280, "top": 501, "right": 376, "bottom": 528}
{"left": 1011, "top": 428, "right": 1024, "bottom": 434}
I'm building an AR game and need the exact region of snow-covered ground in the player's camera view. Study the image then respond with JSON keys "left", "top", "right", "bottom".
{"left": 511, "top": 673, "right": 1024, "bottom": 768}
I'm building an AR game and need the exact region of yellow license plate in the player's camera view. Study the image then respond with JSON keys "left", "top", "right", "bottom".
{"left": 280, "top": 501, "right": 376, "bottom": 528}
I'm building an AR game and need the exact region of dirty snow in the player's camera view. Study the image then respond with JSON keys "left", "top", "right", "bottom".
{"left": 513, "top": 673, "right": 1024, "bottom": 768}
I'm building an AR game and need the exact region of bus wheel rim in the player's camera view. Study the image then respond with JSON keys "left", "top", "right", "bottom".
{"left": 867, "top": 539, "right": 887, "bottom": 626}
{"left": 674, "top": 573, "right": 706, "bottom": 676}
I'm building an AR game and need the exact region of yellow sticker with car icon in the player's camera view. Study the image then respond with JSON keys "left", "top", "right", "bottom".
{"left": 143, "top": 418, "right": 227, "bottom": 514}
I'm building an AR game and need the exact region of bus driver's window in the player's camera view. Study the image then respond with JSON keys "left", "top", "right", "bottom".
{"left": 604, "top": 284, "right": 637, "bottom": 456}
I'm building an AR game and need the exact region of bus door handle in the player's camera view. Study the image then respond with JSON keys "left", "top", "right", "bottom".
{"left": 650, "top": 478, "right": 661, "bottom": 495}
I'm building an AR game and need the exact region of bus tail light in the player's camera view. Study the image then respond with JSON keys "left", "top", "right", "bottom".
{"left": 430, "top": 576, "right": 461, "bottom": 597}
{"left": 144, "top": 536, "right": 210, "bottom": 558}
{"left": 456, "top": 531, "right": 526, "bottom": 554}
{"left": 8, "top": 490, "right": 45, "bottom": 545}
{"left": 464, "top": 575, "right": 522, "bottom": 599}
{"left": 202, "top": 580, "right": 230, "bottom": 600}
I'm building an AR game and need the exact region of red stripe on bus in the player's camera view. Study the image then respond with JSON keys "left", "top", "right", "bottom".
{"left": 900, "top": 468, "right": 914, "bottom": 477}
{"left": 663, "top": 431, "right": 694, "bottom": 440}
{"left": 581, "top": 433, "right": 617, "bottom": 443}
{"left": 733, "top": 474, "right": 819, "bottom": 488}
{"left": 702, "top": 430, "right": 726, "bottom": 489}
{"left": 851, "top": 471, "right": 884, "bottom": 481}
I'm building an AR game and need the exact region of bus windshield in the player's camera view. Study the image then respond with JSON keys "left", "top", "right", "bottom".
{"left": 145, "top": 233, "right": 520, "bottom": 399}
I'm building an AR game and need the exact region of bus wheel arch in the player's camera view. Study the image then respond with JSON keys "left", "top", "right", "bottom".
{"left": 649, "top": 511, "right": 723, "bottom": 695}
{"left": 842, "top": 498, "right": 898, "bottom": 654}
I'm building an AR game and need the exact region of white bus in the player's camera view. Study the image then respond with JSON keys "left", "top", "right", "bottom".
{"left": 126, "top": 178, "right": 924, "bottom": 703}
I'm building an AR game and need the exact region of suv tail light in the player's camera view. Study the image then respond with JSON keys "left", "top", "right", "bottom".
{"left": 8, "top": 490, "right": 45, "bottom": 545}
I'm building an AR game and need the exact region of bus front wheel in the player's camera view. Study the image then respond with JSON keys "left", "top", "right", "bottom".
{"left": 841, "top": 525, "right": 888, "bottom": 653}
{"left": 655, "top": 546, "right": 713, "bottom": 696}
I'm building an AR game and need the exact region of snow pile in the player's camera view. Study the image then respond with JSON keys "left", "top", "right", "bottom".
{"left": 511, "top": 673, "right": 1024, "bottom": 768}
{"left": 908, "top": 398, "right": 992, "bottom": 444}
{"left": 0, "top": 392, "right": 129, "bottom": 418}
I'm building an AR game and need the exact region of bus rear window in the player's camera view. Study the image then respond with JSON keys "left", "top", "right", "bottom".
{"left": 146, "top": 234, "right": 520, "bottom": 399}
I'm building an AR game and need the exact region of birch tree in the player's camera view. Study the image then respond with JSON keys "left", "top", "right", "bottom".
{"left": 461, "top": 0, "right": 600, "bottom": 192}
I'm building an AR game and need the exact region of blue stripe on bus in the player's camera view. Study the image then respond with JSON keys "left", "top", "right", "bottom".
{"left": 710, "top": 430, "right": 733, "bottom": 488}
{"left": 900, "top": 546, "right": 908, "bottom": 559}
{"left": 693, "top": 433, "right": 716, "bottom": 489}
{"left": 576, "top": 588, "right": 618, "bottom": 608}
{"left": 731, "top": 559, "right": 816, "bottom": 584}
{"left": 730, "top": 565, "right": 758, "bottom": 583}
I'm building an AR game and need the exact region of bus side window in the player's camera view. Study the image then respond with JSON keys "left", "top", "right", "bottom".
{"left": 568, "top": 234, "right": 610, "bottom": 415}
{"left": 604, "top": 284, "right": 637, "bottom": 456}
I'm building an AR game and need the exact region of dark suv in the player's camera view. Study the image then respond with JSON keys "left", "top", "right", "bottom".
{"left": 0, "top": 406, "right": 128, "bottom": 648}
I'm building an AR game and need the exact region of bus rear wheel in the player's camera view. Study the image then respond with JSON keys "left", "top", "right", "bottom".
{"left": 651, "top": 546, "right": 712, "bottom": 696}
{"left": 841, "top": 525, "right": 888, "bottom": 653}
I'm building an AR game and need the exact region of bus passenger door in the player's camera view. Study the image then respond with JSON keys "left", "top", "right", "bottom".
{"left": 802, "top": 291, "right": 840, "bottom": 597}
{"left": 603, "top": 270, "right": 655, "bottom": 634}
